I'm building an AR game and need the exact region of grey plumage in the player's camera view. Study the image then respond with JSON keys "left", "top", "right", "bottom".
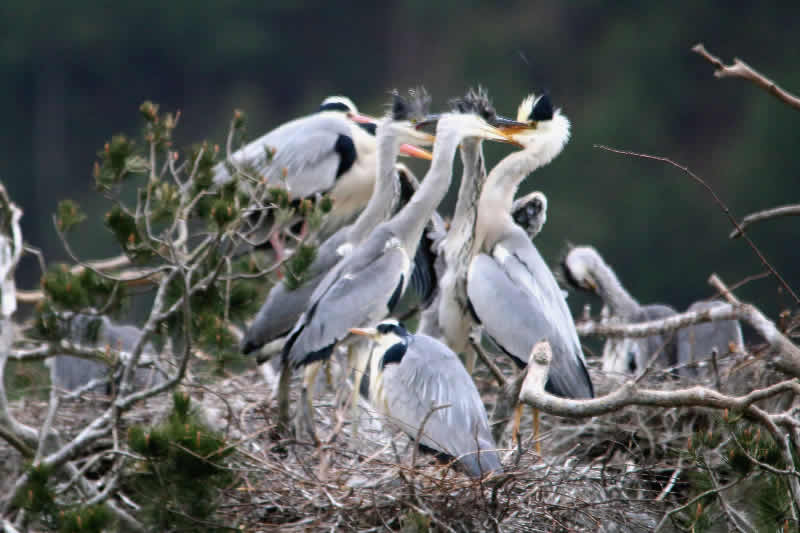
{"left": 511, "top": 190, "right": 547, "bottom": 240}
{"left": 241, "top": 92, "right": 433, "bottom": 357}
{"left": 468, "top": 231, "right": 594, "bottom": 398}
{"left": 467, "top": 93, "right": 593, "bottom": 399}
{"left": 677, "top": 300, "right": 743, "bottom": 377}
{"left": 282, "top": 111, "right": 512, "bottom": 369}
{"left": 46, "top": 314, "right": 163, "bottom": 392}
{"left": 284, "top": 227, "right": 411, "bottom": 367}
{"left": 214, "top": 96, "right": 379, "bottom": 246}
{"left": 358, "top": 320, "right": 502, "bottom": 478}
{"left": 561, "top": 245, "right": 679, "bottom": 375}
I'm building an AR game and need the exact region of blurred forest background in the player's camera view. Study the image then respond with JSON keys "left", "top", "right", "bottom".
{"left": 1, "top": 1, "right": 798, "bottom": 327}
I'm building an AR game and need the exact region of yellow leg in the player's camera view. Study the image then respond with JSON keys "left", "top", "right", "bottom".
{"left": 533, "top": 408, "right": 541, "bottom": 456}
{"left": 463, "top": 347, "right": 477, "bottom": 375}
{"left": 349, "top": 340, "right": 371, "bottom": 435}
{"left": 512, "top": 403, "right": 524, "bottom": 447}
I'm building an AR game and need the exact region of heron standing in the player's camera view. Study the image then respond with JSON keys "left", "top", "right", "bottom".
{"left": 279, "top": 107, "right": 517, "bottom": 437}
{"left": 350, "top": 319, "right": 502, "bottom": 478}
{"left": 215, "top": 96, "right": 429, "bottom": 254}
{"left": 241, "top": 91, "right": 434, "bottom": 357}
{"left": 466, "top": 93, "right": 594, "bottom": 449}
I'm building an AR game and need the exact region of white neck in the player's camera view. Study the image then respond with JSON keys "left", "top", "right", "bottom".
{"left": 388, "top": 127, "right": 462, "bottom": 251}
{"left": 349, "top": 122, "right": 400, "bottom": 241}
{"left": 443, "top": 138, "right": 485, "bottom": 266}
{"left": 475, "top": 114, "right": 570, "bottom": 252}
{"left": 590, "top": 257, "right": 641, "bottom": 318}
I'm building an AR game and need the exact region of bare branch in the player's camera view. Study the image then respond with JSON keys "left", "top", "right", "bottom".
{"left": 729, "top": 203, "right": 800, "bottom": 239}
{"left": 594, "top": 144, "right": 800, "bottom": 305}
{"left": 692, "top": 43, "right": 800, "bottom": 110}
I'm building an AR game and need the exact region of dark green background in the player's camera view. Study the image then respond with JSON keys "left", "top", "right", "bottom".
{"left": 2, "top": 1, "right": 798, "bottom": 323}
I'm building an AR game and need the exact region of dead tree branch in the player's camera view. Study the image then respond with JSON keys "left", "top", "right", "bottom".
{"left": 577, "top": 273, "right": 800, "bottom": 378}
{"left": 729, "top": 203, "right": 800, "bottom": 239}
{"left": 594, "top": 144, "right": 800, "bottom": 306}
{"left": 692, "top": 43, "right": 800, "bottom": 110}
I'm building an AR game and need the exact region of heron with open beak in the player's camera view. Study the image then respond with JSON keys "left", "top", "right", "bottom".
{"left": 279, "top": 103, "right": 520, "bottom": 439}
{"left": 467, "top": 93, "right": 594, "bottom": 452}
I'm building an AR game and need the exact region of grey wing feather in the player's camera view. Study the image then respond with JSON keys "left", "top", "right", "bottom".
{"left": 284, "top": 230, "right": 410, "bottom": 367}
{"left": 241, "top": 229, "right": 350, "bottom": 354}
{"left": 637, "top": 304, "right": 679, "bottom": 368}
{"left": 48, "top": 316, "right": 162, "bottom": 391}
{"left": 468, "top": 232, "right": 593, "bottom": 399}
{"left": 214, "top": 114, "right": 348, "bottom": 197}
{"left": 677, "top": 300, "right": 742, "bottom": 377}
{"left": 381, "top": 335, "right": 501, "bottom": 477}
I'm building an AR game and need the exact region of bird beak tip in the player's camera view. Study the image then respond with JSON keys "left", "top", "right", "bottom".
{"left": 349, "top": 327, "right": 375, "bottom": 337}
{"left": 399, "top": 143, "right": 434, "bottom": 161}
{"left": 348, "top": 112, "right": 377, "bottom": 124}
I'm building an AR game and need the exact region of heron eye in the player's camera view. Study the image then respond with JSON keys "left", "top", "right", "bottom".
{"left": 377, "top": 323, "right": 394, "bottom": 334}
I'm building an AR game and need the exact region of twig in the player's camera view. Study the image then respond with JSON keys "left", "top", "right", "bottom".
{"left": 594, "top": 144, "right": 799, "bottom": 306}
{"left": 470, "top": 329, "right": 507, "bottom": 387}
{"left": 692, "top": 43, "right": 800, "bottom": 110}
{"left": 729, "top": 204, "right": 800, "bottom": 239}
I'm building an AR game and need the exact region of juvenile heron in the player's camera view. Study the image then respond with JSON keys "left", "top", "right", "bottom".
{"left": 426, "top": 88, "right": 500, "bottom": 373}
{"left": 351, "top": 319, "right": 502, "bottom": 478}
{"left": 561, "top": 245, "right": 678, "bottom": 376}
{"left": 512, "top": 191, "right": 547, "bottom": 240}
{"left": 466, "top": 93, "right": 594, "bottom": 448}
{"left": 279, "top": 107, "right": 518, "bottom": 436}
{"left": 241, "top": 91, "right": 435, "bottom": 357}
{"left": 47, "top": 314, "right": 163, "bottom": 393}
{"left": 677, "top": 300, "right": 743, "bottom": 378}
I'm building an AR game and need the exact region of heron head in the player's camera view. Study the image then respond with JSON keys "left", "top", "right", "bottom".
{"left": 512, "top": 191, "right": 548, "bottom": 236}
{"left": 320, "top": 95, "right": 382, "bottom": 130}
{"left": 420, "top": 111, "right": 521, "bottom": 146}
{"left": 562, "top": 246, "right": 600, "bottom": 293}
{"left": 503, "top": 93, "right": 571, "bottom": 155}
{"left": 350, "top": 319, "right": 409, "bottom": 341}
{"left": 387, "top": 89, "right": 436, "bottom": 152}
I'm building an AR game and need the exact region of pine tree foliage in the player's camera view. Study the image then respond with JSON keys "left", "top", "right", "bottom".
{"left": 126, "top": 392, "right": 234, "bottom": 531}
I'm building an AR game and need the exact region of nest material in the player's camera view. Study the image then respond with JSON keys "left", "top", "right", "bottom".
{"left": 1, "top": 343, "right": 785, "bottom": 532}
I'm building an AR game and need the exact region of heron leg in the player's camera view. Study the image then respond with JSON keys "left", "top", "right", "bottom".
{"left": 270, "top": 232, "right": 285, "bottom": 264}
{"left": 299, "top": 362, "right": 321, "bottom": 445}
{"left": 348, "top": 343, "right": 367, "bottom": 435}
{"left": 276, "top": 362, "right": 292, "bottom": 434}
{"left": 463, "top": 346, "right": 477, "bottom": 375}
{"left": 533, "top": 408, "right": 541, "bottom": 456}
{"left": 511, "top": 402, "right": 524, "bottom": 447}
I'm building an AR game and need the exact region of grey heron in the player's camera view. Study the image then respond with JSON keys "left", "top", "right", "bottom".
{"left": 465, "top": 93, "right": 594, "bottom": 448}
{"left": 46, "top": 314, "right": 164, "bottom": 393}
{"left": 427, "top": 88, "right": 497, "bottom": 374}
{"left": 561, "top": 245, "right": 678, "bottom": 376}
{"left": 350, "top": 319, "right": 502, "bottom": 478}
{"left": 677, "top": 300, "right": 743, "bottom": 378}
{"left": 279, "top": 107, "right": 518, "bottom": 436}
{"left": 512, "top": 190, "right": 547, "bottom": 240}
{"left": 214, "top": 96, "right": 431, "bottom": 253}
{"left": 240, "top": 91, "right": 435, "bottom": 357}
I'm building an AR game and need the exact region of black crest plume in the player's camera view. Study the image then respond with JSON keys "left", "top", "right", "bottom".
{"left": 531, "top": 92, "right": 554, "bottom": 121}
{"left": 450, "top": 86, "right": 496, "bottom": 122}
{"left": 391, "top": 87, "right": 431, "bottom": 122}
